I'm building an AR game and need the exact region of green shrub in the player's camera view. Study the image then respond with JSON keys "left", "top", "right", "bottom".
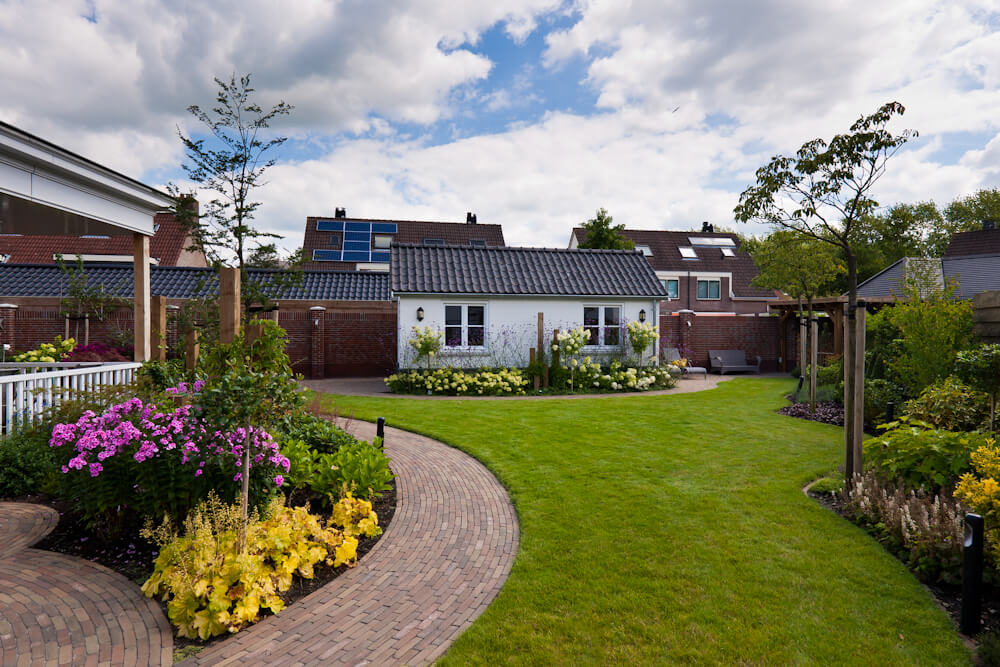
{"left": 275, "top": 411, "right": 358, "bottom": 454}
{"left": 863, "top": 378, "right": 906, "bottom": 427}
{"left": 809, "top": 476, "right": 843, "bottom": 495}
{"left": 0, "top": 426, "right": 58, "bottom": 497}
{"left": 280, "top": 437, "right": 393, "bottom": 502}
{"left": 863, "top": 419, "right": 990, "bottom": 491}
{"left": 136, "top": 359, "right": 190, "bottom": 394}
{"left": 903, "top": 377, "right": 989, "bottom": 432}
{"left": 955, "top": 344, "right": 1000, "bottom": 430}
{"left": 385, "top": 367, "right": 529, "bottom": 396}
{"left": 977, "top": 629, "right": 1000, "bottom": 667}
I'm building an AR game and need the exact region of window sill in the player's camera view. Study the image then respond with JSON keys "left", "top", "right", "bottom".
{"left": 439, "top": 348, "right": 490, "bottom": 356}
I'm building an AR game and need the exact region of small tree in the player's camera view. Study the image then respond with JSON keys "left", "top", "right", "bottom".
{"left": 734, "top": 101, "right": 917, "bottom": 485}
{"left": 955, "top": 344, "right": 1000, "bottom": 432}
{"left": 577, "top": 208, "right": 634, "bottom": 250}
{"left": 408, "top": 326, "right": 441, "bottom": 371}
{"left": 750, "top": 231, "right": 844, "bottom": 410}
{"left": 887, "top": 274, "right": 973, "bottom": 396}
{"left": 552, "top": 327, "right": 590, "bottom": 391}
{"left": 626, "top": 320, "right": 659, "bottom": 367}
{"left": 173, "top": 73, "right": 298, "bottom": 309}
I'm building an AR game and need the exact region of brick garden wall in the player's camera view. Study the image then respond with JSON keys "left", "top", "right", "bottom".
{"left": 660, "top": 312, "right": 796, "bottom": 372}
{"left": 0, "top": 298, "right": 397, "bottom": 379}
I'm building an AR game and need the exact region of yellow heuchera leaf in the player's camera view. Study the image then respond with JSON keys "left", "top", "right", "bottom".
{"left": 334, "top": 536, "right": 358, "bottom": 567}
{"left": 192, "top": 609, "right": 227, "bottom": 640}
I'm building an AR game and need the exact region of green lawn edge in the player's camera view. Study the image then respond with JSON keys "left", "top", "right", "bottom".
{"left": 316, "top": 377, "right": 971, "bottom": 665}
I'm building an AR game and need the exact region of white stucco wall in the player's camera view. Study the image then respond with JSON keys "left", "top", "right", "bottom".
{"left": 396, "top": 294, "right": 660, "bottom": 369}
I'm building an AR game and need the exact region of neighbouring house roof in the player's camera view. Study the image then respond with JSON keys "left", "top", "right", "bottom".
{"left": 302, "top": 215, "right": 506, "bottom": 270}
{"left": 943, "top": 254, "right": 1000, "bottom": 298}
{"left": 391, "top": 244, "right": 666, "bottom": 297}
{"left": 855, "top": 254, "right": 1000, "bottom": 300}
{"left": 856, "top": 257, "right": 944, "bottom": 298}
{"left": 945, "top": 227, "right": 1000, "bottom": 257}
{"left": 0, "top": 265, "right": 390, "bottom": 301}
{"left": 0, "top": 213, "right": 205, "bottom": 267}
{"left": 569, "top": 227, "right": 774, "bottom": 299}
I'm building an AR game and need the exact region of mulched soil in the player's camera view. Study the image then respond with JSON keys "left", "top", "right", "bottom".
{"left": 807, "top": 485, "right": 1000, "bottom": 641}
{"left": 16, "top": 479, "right": 397, "bottom": 657}
{"left": 778, "top": 400, "right": 845, "bottom": 426}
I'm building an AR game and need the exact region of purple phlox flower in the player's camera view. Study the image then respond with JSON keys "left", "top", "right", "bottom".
{"left": 273, "top": 475, "right": 284, "bottom": 487}
{"left": 233, "top": 472, "right": 242, "bottom": 482}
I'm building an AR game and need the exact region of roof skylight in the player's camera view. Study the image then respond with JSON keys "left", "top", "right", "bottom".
{"left": 635, "top": 244, "right": 653, "bottom": 256}
{"left": 679, "top": 247, "right": 698, "bottom": 259}
{"left": 721, "top": 247, "right": 735, "bottom": 257}
{"left": 688, "top": 237, "right": 736, "bottom": 247}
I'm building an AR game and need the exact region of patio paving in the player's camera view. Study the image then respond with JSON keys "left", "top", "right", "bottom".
{"left": 182, "top": 419, "right": 519, "bottom": 666}
{"left": 0, "top": 503, "right": 173, "bottom": 666}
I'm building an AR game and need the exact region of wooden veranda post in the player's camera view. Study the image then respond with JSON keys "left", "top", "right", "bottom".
{"left": 185, "top": 330, "right": 199, "bottom": 371}
{"left": 219, "top": 267, "right": 241, "bottom": 344}
{"left": 809, "top": 315, "right": 819, "bottom": 410}
{"left": 851, "top": 302, "right": 867, "bottom": 478}
{"left": 151, "top": 295, "right": 167, "bottom": 362}
{"left": 133, "top": 232, "right": 151, "bottom": 362}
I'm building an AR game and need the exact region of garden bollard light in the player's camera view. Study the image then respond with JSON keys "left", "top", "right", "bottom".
{"left": 885, "top": 401, "right": 895, "bottom": 423}
{"left": 961, "top": 513, "right": 985, "bottom": 635}
{"left": 377, "top": 417, "right": 385, "bottom": 445}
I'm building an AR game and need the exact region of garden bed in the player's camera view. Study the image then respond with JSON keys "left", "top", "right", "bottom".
{"left": 24, "top": 478, "right": 397, "bottom": 657}
{"left": 806, "top": 482, "right": 1000, "bottom": 639}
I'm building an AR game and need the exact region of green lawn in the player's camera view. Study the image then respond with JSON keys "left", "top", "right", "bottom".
{"left": 320, "top": 378, "right": 970, "bottom": 665}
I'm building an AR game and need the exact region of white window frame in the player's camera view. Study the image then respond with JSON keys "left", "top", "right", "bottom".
{"left": 582, "top": 304, "right": 624, "bottom": 348}
{"left": 696, "top": 278, "right": 722, "bottom": 300}
{"left": 443, "top": 302, "right": 488, "bottom": 350}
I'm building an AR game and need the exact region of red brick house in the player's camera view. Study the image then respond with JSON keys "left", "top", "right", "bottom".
{"left": 569, "top": 226, "right": 787, "bottom": 370}
{"left": 301, "top": 209, "right": 505, "bottom": 271}
{"left": 0, "top": 210, "right": 207, "bottom": 267}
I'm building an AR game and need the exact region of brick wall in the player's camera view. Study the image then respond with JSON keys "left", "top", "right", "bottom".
{"left": 0, "top": 298, "right": 397, "bottom": 379}
{"left": 660, "top": 312, "right": 795, "bottom": 372}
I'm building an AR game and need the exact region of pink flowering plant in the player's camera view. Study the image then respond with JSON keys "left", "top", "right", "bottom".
{"left": 49, "top": 379, "right": 291, "bottom": 532}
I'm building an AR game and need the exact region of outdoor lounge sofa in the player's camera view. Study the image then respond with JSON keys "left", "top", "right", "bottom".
{"left": 709, "top": 350, "right": 761, "bottom": 375}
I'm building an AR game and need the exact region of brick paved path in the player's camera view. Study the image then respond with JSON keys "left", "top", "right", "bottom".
{"left": 184, "top": 420, "right": 519, "bottom": 666}
{"left": 0, "top": 502, "right": 172, "bottom": 666}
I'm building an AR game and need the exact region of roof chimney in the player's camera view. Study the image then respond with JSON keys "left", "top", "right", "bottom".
{"left": 701, "top": 221, "right": 714, "bottom": 233}
{"left": 335, "top": 207, "right": 346, "bottom": 219}
{"left": 466, "top": 212, "right": 477, "bottom": 224}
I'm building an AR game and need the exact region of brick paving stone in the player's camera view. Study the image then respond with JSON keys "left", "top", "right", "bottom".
{"left": 183, "top": 420, "right": 519, "bottom": 667}
{"left": 0, "top": 503, "right": 172, "bottom": 666}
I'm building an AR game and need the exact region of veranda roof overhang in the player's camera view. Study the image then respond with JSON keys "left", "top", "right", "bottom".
{"left": 0, "top": 121, "right": 172, "bottom": 236}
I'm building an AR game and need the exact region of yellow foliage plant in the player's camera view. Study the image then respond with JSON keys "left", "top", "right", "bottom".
{"left": 141, "top": 492, "right": 379, "bottom": 639}
{"left": 954, "top": 439, "right": 1000, "bottom": 559}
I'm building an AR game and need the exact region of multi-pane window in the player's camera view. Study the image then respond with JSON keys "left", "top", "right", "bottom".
{"left": 661, "top": 279, "right": 679, "bottom": 299}
{"left": 445, "top": 305, "right": 486, "bottom": 348}
{"left": 697, "top": 279, "right": 721, "bottom": 300}
{"left": 583, "top": 306, "right": 621, "bottom": 346}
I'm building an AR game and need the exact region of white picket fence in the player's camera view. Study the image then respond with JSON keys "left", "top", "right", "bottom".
{"left": 0, "top": 362, "right": 142, "bottom": 435}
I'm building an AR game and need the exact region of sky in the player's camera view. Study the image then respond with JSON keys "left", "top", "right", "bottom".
{"left": 2, "top": 0, "right": 1000, "bottom": 255}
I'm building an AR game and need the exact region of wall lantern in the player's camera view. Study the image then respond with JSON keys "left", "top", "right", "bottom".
{"left": 416, "top": 307, "right": 425, "bottom": 321}
{"left": 638, "top": 309, "right": 646, "bottom": 322}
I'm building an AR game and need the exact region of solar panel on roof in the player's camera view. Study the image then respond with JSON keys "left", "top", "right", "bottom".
{"left": 312, "top": 249, "right": 342, "bottom": 261}
{"left": 316, "top": 220, "right": 344, "bottom": 232}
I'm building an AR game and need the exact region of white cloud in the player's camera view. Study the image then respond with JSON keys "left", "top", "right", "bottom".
{"left": 3, "top": 0, "right": 1000, "bottom": 256}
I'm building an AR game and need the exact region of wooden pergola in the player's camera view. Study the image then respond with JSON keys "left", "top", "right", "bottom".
{"left": 769, "top": 295, "right": 902, "bottom": 370}
{"left": 0, "top": 121, "right": 175, "bottom": 361}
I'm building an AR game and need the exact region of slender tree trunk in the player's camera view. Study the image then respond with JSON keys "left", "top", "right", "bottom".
{"left": 798, "top": 297, "right": 806, "bottom": 401}
{"left": 240, "top": 419, "right": 251, "bottom": 555}
{"left": 844, "top": 251, "right": 859, "bottom": 491}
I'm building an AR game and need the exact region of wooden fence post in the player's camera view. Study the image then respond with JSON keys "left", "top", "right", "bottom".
{"left": 219, "top": 268, "right": 241, "bottom": 344}
{"left": 185, "top": 330, "right": 200, "bottom": 371}
{"left": 530, "top": 348, "right": 539, "bottom": 391}
{"left": 151, "top": 295, "right": 167, "bottom": 362}
{"left": 809, "top": 315, "right": 818, "bottom": 408}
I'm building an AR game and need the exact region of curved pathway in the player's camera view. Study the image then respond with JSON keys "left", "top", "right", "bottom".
{"left": 184, "top": 420, "right": 519, "bottom": 666}
{"left": 0, "top": 503, "right": 172, "bottom": 666}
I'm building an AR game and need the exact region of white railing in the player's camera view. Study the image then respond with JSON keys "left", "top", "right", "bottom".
{"left": 0, "top": 362, "right": 142, "bottom": 435}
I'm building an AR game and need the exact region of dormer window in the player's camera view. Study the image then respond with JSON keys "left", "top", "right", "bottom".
{"left": 635, "top": 244, "right": 652, "bottom": 256}
{"left": 679, "top": 247, "right": 697, "bottom": 259}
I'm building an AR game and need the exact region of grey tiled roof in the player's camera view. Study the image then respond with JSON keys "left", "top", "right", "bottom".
{"left": 391, "top": 244, "right": 667, "bottom": 297}
{"left": 0, "top": 264, "right": 390, "bottom": 301}
{"left": 944, "top": 254, "right": 1000, "bottom": 298}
